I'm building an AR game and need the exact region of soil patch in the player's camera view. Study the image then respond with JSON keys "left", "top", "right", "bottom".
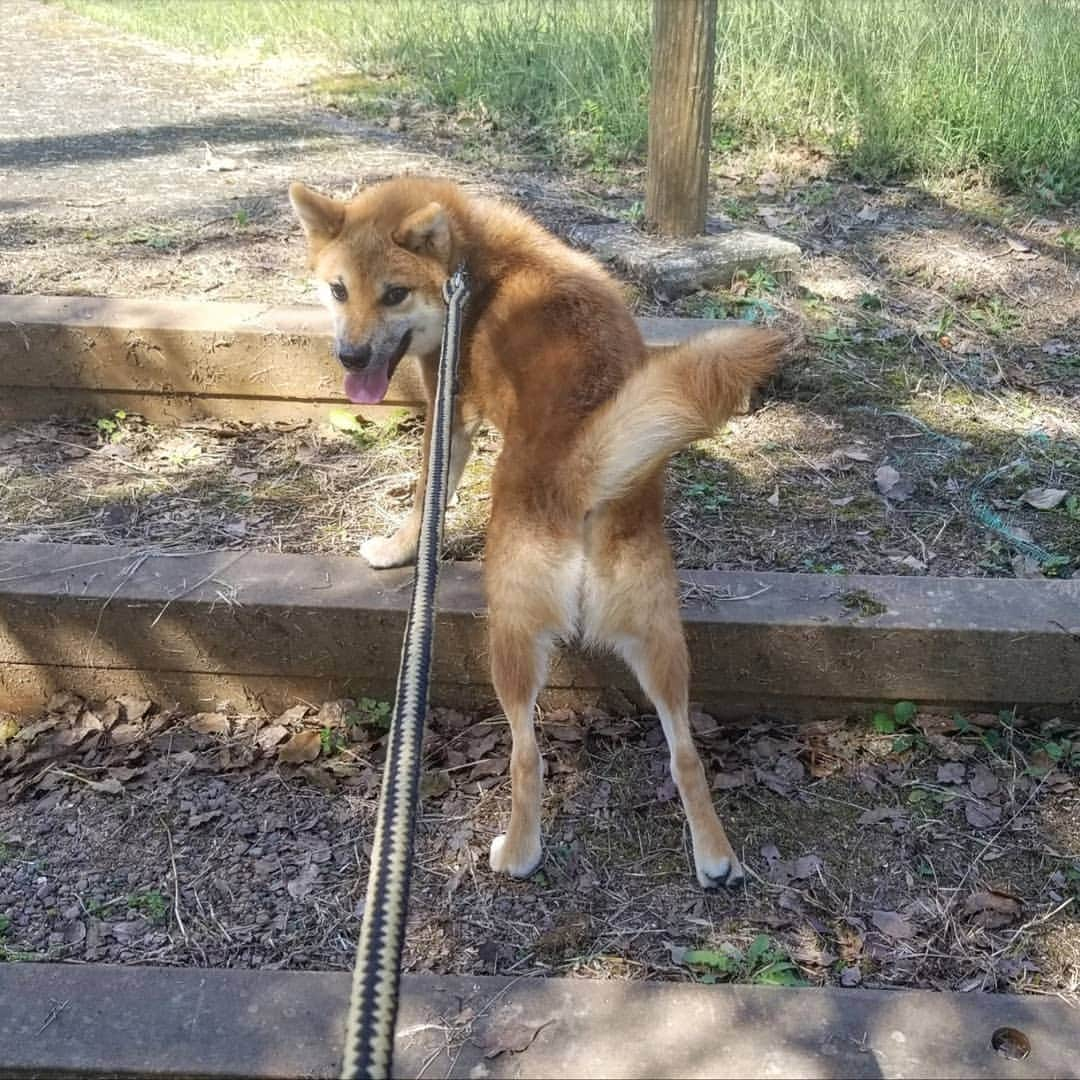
{"left": 2, "top": 693, "right": 1077, "bottom": 994}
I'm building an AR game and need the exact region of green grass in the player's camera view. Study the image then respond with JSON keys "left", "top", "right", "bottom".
{"left": 58, "top": 0, "right": 1080, "bottom": 197}
{"left": 127, "top": 889, "right": 168, "bottom": 923}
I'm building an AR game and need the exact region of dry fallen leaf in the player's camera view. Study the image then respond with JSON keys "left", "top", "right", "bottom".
{"left": 898, "top": 554, "right": 927, "bottom": 572}
{"left": 117, "top": 696, "right": 152, "bottom": 723}
{"left": 277, "top": 704, "right": 311, "bottom": 727}
{"left": 1011, "top": 554, "right": 1043, "bottom": 579}
{"left": 109, "top": 723, "right": 143, "bottom": 746}
{"left": 857, "top": 807, "right": 908, "bottom": 833}
{"left": 969, "top": 763, "right": 1000, "bottom": 798}
{"left": 937, "top": 762, "right": 967, "bottom": 784}
{"left": 475, "top": 1012, "right": 553, "bottom": 1059}
{"left": 470, "top": 756, "right": 508, "bottom": 780}
{"left": 544, "top": 722, "right": 585, "bottom": 742}
{"left": 85, "top": 776, "right": 125, "bottom": 796}
{"left": 758, "top": 207, "right": 795, "bottom": 230}
{"left": 188, "top": 713, "right": 231, "bottom": 736}
{"left": 256, "top": 724, "right": 289, "bottom": 751}
{"left": 756, "top": 169, "right": 782, "bottom": 195}
{"left": 15, "top": 716, "right": 60, "bottom": 743}
{"left": 871, "top": 910, "right": 916, "bottom": 940}
{"left": 965, "top": 800, "right": 1002, "bottom": 829}
{"left": 421, "top": 769, "right": 451, "bottom": 798}
{"left": 278, "top": 730, "right": 321, "bottom": 764}
{"left": 875, "top": 465, "right": 915, "bottom": 502}
{"left": 791, "top": 853, "right": 823, "bottom": 880}
{"left": 712, "top": 768, "right": 751, "bottom": 790}
{"left": 840, "top": 446, "right": 873, "bottom": 462}
{"left": 1020, "top": 487, "right": 1067, "bottom": 510}
{"left": 286, "top": 862, "right": 319, "bottom": 900}
{"left": 963, "top": 889, "right": 1022, "bottom": 929}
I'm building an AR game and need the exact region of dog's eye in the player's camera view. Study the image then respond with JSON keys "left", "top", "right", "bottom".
{"left": 382, "top": 285, "right": 409, "bottom": 307}
{"left": 329, "top": 281, "right": 347, "bottom": 302}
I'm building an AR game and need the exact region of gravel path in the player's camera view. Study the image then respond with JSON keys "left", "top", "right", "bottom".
{"left": 1, "top": 0, "right": 603, "bottom": 302}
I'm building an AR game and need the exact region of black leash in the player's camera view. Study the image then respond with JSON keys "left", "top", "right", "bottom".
{"left": 340, "top": 266, "right": 470, "bottom": 1080}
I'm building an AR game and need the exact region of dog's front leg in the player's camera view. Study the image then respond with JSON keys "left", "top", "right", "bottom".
{"left": 360, "top": 364, "right": 476, "bottom": 569}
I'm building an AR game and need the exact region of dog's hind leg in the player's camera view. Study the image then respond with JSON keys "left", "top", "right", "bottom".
{"left": 587, "top": 529, "right": 744, "bottom": 889}
{"left": 485, "top": 522, "right": 579, "bottom": 879}
{"left": 487, "top": 622, "right": 550, "bottom": 878}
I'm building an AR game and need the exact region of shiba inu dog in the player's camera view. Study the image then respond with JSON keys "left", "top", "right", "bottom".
{"left": 290, "top": 176, "right": 783, "bottom": 887}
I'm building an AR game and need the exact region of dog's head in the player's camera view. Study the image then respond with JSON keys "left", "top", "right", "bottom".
{"left": 288, "top": 180, "right": 460, "bottom": 404}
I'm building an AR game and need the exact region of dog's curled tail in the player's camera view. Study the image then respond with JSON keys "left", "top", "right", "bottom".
{"left": 575, "top": 325, "right": 785, "bottom": 510}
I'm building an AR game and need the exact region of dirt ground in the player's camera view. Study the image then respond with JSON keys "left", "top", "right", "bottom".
{"left": 3, "top": 4, "right": 1078, "bottom": 578}
{"left": 1, "top": 0, "right": 1079, "bottom": 1002}
{"left": 1, "top": 692, "right": 1078, "bottom": 996}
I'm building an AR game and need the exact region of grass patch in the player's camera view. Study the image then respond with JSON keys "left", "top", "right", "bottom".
{"left": 128, "top": 889, "right": 168, "bottom": 924}
{"left": 840, "top": 588, "right": 888, "bottom": 617}
{"left": 59, "top": 0, "right": 1080, "bottom": 195}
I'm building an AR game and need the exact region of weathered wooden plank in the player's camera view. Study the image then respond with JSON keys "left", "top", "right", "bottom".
{"left": 1, "top": 542, "right": 1076, "bottom": 717}
{"left": 0, "top": 295, "right": 732, "bottom": 421}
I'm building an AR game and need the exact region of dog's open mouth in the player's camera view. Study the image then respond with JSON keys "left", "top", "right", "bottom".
{"left": 342, "top": 330, "right": 413, "bottom": 405}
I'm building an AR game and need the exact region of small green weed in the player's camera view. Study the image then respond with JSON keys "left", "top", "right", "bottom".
{"left": 718, "top": 197, "right": 753, "bottom": 222}
{"left": 800, "top": 558, "right": 846, "bottom": 574}
{"left": 95, "top": 409, "right": 129, "bottom": 443}
{"left": 908, "top": 784, "right": 957, "bottom": 810}
{"left": 1058, "top": 229, "right": 1080, "bottom": 255}
{"left": 0, "top": 915, "right": 10, "bottom": 937}
{"left": 128, "top": 889, "right": 168, "bottom": 924}
{"left": 934, "top": 307, "right": 956, "bottom": 340}
{"left": 233, "top": 208, "right": 251, "bottom": 228}
{"left": 0, "top": 943, "right": 36, "bottom": 963}
{"left": 800, "top": 183, "right": 835, "bottom": 208}
{"left": 680, "top": 293, "right": 733, "bottom": 321}
{"left": 840, "top": 589, "right": 887, "bottom": 617}
{"left": 815, "top": 325, "right": 855, "bottom": 349}
{"left": 126, "top": 226, "right": 178, "bottom": 251}
{"left": 801, "top": 296, "right": 835, "bottom": 320}
{"left": 738, "top": 265, "right": 780, "bottom": 296}
{"left": 673, "top": 934, "right": 808, "bottom": 987}
{"left": 968, "top": 298, "right": 1019, "bottom": 336}
{"left": 683, "top": 479, "right": 732, "bottom": 512}
{"left": 871, "top": 700, "right": 926, "bottom": 752}
{"left": 347, "top": 698, "right": 392, "bottom": 731}
{"left": 319, "top": 726, "right": 345, "bottom": 756}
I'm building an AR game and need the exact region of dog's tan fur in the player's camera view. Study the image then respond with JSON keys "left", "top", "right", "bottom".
{"left": 289, "top": 177, "right": 784, "bottom": 887}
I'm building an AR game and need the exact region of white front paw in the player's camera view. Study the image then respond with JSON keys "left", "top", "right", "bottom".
{"left": 489, "top": 833, "right": 543, "bottom": 879}
{"left": 360, "top": 534, "right": 416, "bottom": 569}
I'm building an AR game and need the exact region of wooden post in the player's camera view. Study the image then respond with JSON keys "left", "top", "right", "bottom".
{"left": 645, "top": 0, "right": 718, "bottom": 237}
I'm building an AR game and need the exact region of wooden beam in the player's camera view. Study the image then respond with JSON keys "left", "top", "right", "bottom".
{"left": 0, "top": 295, "right": 733, "bottom": 422}
{"left": 645, "top": 0, "right": 718, "bottom": 237}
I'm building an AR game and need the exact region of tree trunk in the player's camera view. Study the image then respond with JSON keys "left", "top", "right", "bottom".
{"left": 645, "top": 0, "right": 718, "bottom": 237}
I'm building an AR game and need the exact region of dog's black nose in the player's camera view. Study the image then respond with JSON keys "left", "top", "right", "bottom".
{"left": 337, "top": 343, "right": 372, "bottom": 370}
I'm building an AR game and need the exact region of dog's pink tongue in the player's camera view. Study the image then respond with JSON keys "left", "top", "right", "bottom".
{"left": 343, "top": 368, "right": 389, "bottom": 405}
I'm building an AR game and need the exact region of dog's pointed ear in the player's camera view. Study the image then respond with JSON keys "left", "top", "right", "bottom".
{"left": 289, "top": 182, "right": 345, "bottom": 243}
{"left": 394, "top": 202, "right": 451, "bottom": 262}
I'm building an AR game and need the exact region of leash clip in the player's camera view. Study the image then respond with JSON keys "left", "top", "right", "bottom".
{"left": 443, "top": 263, "right": 470, "bottom": 305}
